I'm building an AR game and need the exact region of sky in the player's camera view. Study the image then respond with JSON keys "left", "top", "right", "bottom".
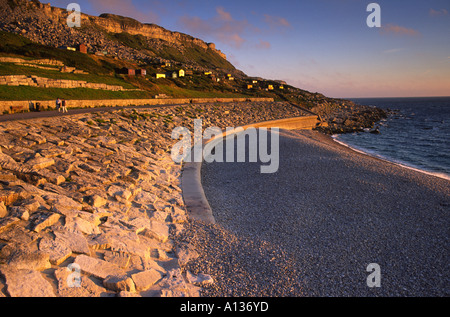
{"left": 47, "top": 0, "right": 450, "bottom": 98}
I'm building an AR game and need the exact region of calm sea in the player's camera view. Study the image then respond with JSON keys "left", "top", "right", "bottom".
{"left": 333, "top": 97, "right": 450, "bottom": 180}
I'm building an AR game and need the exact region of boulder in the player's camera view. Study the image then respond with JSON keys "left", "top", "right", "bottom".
{"left": 39, "top": 236, "right": 72, "bottom": 265}
{"left": 54, "top": 228, "right": 90, "bottom": 255}
{"left": 0, "top": 224, "right": 38, "bottom": 245}
{"left": 73, "top": 254, "right": 126, "bottom": 280}
{"left": 29, "top": 212, "right": 61, "bottom": 232}
{"left": 103, "top": 274, "right": 136, "bottom": 293}
{"left": 87, "top": 194, "right": 107, "bottom": 208}
{"left": 186, "top": 271, "right": 214, "bottom": 286}
{"left": 0, "top": 266, "right": 56, "bottom": 297}
{"left": 6, "top": 248, "right": 51, "bottom": 271}
{"left": 131, "top": 269, "right": 164, "bottom": 292}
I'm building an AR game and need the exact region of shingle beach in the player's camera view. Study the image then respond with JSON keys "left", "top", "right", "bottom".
{"left": 182, "top": 129, "right": 449, "bottom": 297}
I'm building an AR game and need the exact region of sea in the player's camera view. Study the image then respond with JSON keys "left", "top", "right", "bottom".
{"left": 332, "top": 97, "right": 450, "bottom": 181}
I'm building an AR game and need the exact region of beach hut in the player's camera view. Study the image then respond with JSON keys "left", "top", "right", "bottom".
{"left": 78, "top": 43, "right": 87, "bottom": 54}
{"left": 136, "top": 69, "right": 147, "bottom": 76}
{"left": 178, "top": 69, "right": 185, "bottom": 77}
{"left": 167, "top": 71, "right": 178, "bottom": 79}
{"left": 156, "top": 73, "right": 166, "bottom": 79}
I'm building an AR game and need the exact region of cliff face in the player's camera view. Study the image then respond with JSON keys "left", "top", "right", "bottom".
{"left": 94, "top": 13, "right": 227, "bottom": 59}
{"left": 3, "top": 0, "right": 226, "bottom": 60}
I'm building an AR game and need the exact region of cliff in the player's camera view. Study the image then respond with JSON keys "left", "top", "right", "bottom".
{"left": 0, "top": 0, "right": 229, "bottom": 68}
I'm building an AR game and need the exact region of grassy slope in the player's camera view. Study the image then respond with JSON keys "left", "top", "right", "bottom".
{"left": 0, "top": 31, "right": 286, "bottom": 101}
{"left": 0, "top": 86, "right": 152, "bottom": 101}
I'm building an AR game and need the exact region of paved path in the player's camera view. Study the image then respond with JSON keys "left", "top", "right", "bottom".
{"left": 0, "top": 104, "right": 180, "bottom": 123}
{"left": 191, "top": 129, "right": 449, "bottom": 296}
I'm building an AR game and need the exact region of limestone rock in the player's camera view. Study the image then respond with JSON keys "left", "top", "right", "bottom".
{"left": 26, "top": 156, "right": 55, "bottom": 170}
{"left": 103, "top": 251, "right": 130, "bottom": 269}
{"left": 0, "top": 266, "right": 56, "bottom": 297}
{"left": 7, "top": 248, "right": 51, "bottom": 271}
{"left": 54, "top": 267, "right": 109, "bottom": 297}
{"left": 87, "top": 194, "right": 107, "bottom": 208}
{"left": 54, "top": 228, "right": 90, "bottom": 255}
{"left": 186, "top": 271, "right": 214, "bottom": 286}
{"left": 118, "top": 291, "right": 141, "bottom": 297}
{"left": 0, "top": 187, "right": 28, "bottom": 206}
{"left": 0, "top": 202, "right": 7, "bottom": 218}
{"left": 64, "top": 216, "right": 100, "bottom": 235}
{"left": 46, "top": 194, "right": 83, "bottom": 212}
{"left": 141, "top": 220, "right": 170, "bottom": 243}
{"left": 0, "top": 217, "right": 21, "bottom": 234}
{"left": 36, "top": 169, "right": 65, "bottom": 185}
{"left": 24, "top": 133, "right": 46, "bottom": 145}
{"left": 29, "top": 212, "right": 61, "bottom": 232}
{"left": 0, "top": 152, "right": 20, "bottom": 171}
{"left": 159, "top": 269, "right": 200, "bottom": 297}
{"left": 8, "top": 206, "right": 30, "bottom": 221}
{"left": 103, "top": 274, "right": 136, "bottom": 293}
{"left": 39, "top": 236, "right": 72, "bottom": 265}
{"left": 0, "top": 224, "right": 38, "bottom": 245}
{"left": 131, "top": 269, "right": 164, "bottom": 292}
{"left": 73, "top": 254, "right": 126, "bottom": 280}
{"left": 176, "top": 244, "right": 199, "bottom": 267}
{"left": 87, "top": 234, "right": 111, "bottom": 250}
{"left": 107, "top": 230, "right": 150, "bottom": 259}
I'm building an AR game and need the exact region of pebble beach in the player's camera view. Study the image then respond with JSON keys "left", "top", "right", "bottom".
{"left": 186, "top": 129, "right": 450, "bottom": 297}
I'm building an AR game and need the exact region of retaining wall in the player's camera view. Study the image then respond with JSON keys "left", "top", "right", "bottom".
{"left": 0, "top": 97, "right": 275, "bottom": 114}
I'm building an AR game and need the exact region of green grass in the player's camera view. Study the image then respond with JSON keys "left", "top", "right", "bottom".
{"left": 0, "top": 86, "right": 152, "bottom": 101}
{"left": 0, "top": 31, "right": 116, "bottom": 75}
{"left": 0, "top": 63, "right": 137, "bottom": 89}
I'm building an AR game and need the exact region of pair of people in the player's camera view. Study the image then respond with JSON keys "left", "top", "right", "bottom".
{"left": 56, "top": 98, "right": 68, "bottom": 113}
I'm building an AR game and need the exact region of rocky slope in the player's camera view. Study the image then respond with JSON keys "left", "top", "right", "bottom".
{"left": 0, "top": 0, "right": 232, "bottom": 72}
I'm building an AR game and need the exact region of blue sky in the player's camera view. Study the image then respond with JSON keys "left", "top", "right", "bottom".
{"left": 48, "top": 0, "right": 450, "bottom": 98}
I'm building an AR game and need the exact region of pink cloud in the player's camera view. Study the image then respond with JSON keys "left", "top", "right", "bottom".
{"left": 254, "top": 40, "right": 271, "bottom": 49}
{"left": 263, "top": 14, "right": 291, "bottom": 29}
{"left": 429, "top": 8, "right": 449, "bottom": 17}
{"left": 178, "top": 7, "right": 255, "bottom": 48}
{"left": 380, "top": 24, "right": 420, "bottom": 36}
{"left": 216, "top": 7, "right": 233, "bottom": 22}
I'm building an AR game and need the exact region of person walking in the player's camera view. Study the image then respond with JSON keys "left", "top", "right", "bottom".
{"left": 56, "top": 97, "right": 61, "bottom": 112}
{"left": 61, "top": 99, "right": 68, "bottom": 113}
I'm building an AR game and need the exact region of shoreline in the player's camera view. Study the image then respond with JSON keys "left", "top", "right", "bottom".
{"left": 189, "top": 129, "right": 449, "bottom": 297}
{"left": 331, "top": 135, "right": 450, "bottom": 181}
